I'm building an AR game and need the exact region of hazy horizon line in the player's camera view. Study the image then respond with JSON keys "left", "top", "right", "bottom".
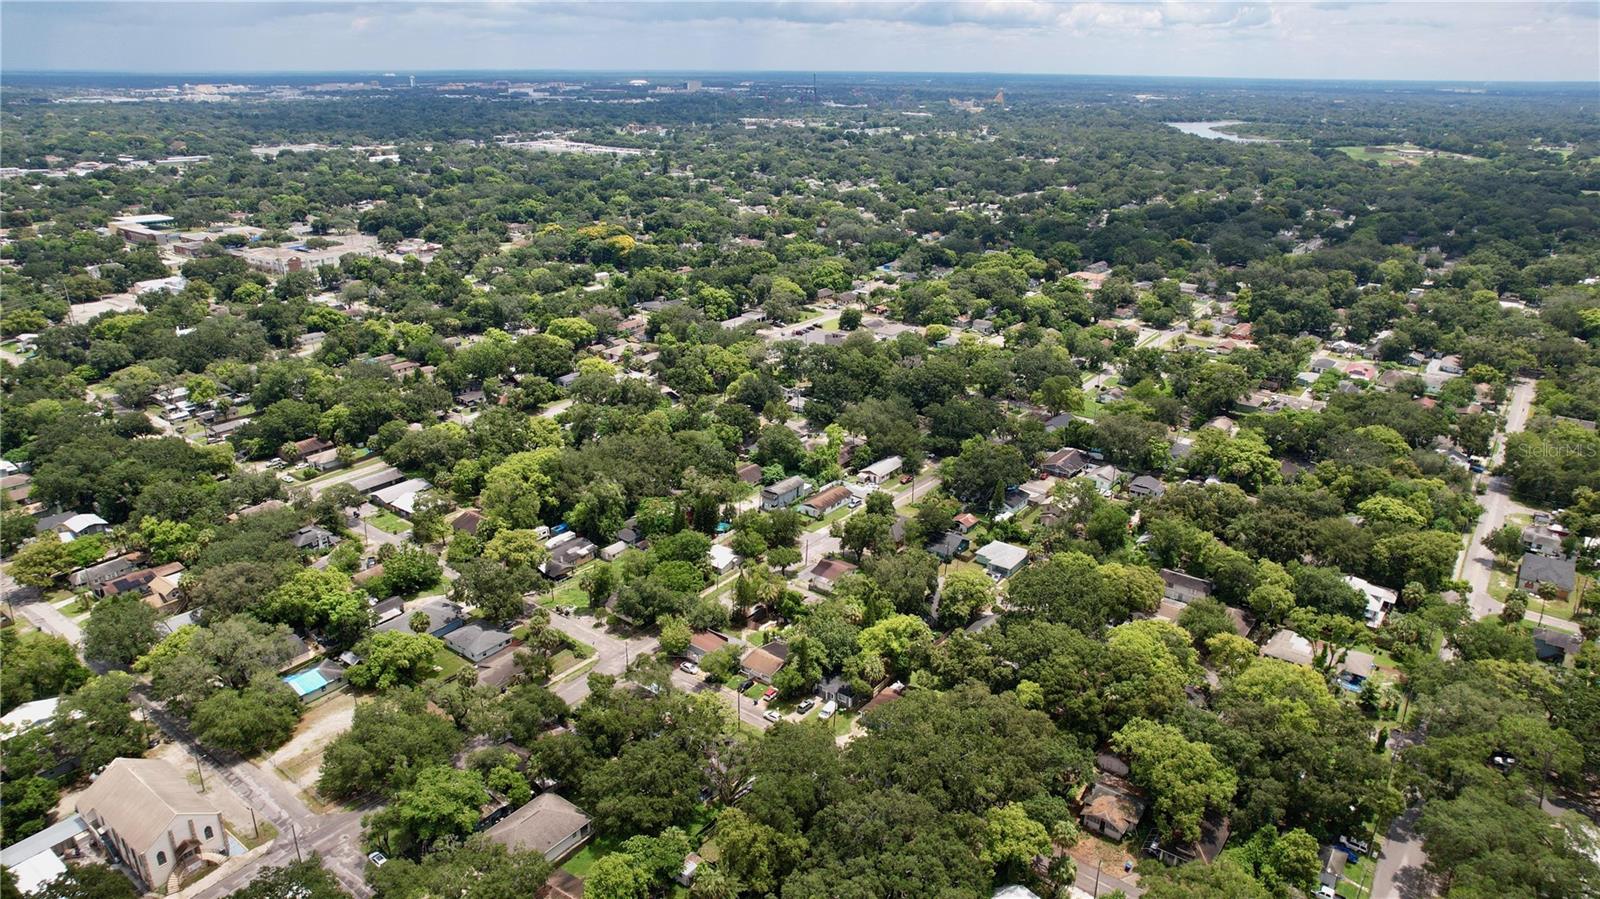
{"left": 4, "top": 67, "right": 1597, "bottom": 87}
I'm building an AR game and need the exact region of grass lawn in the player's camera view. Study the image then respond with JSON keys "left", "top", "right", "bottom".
{"left": 368, "top": 511, "right": 411, "bottom": 534}
{"left": 742, "top": 681, "right": 769, "bottom": 701}
{"left": 1337, "top": 852, "right": 1376, "bottom": 898}
{"left": 562, "top": 835, "right": 623, "bottom": 877}
{"left": 548, "top": 650, "right": 584, "bottom": 676}
{"left": 228, "top": 819, "right": 278, "bottom": 851}
{"left": 803, "top": 505, "right": 854, "bottom": 532}
{"left": 537, "top": 578, "right": 593, "bottom": 612}
{"left": 428, "top": 645, "right": 468, "bottom": 682}
{"left": 1524, "top": 576, "right": 1586, "bottom": 623}
{"left": 1487, "top": 560, "right": 1517, "bottom": 602}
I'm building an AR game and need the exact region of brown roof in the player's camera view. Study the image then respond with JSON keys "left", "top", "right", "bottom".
{"left": 808, "top": 558, "right": 857, "bottom": 583}
{"left": 689, "top": 631, "right": 728, "bottom": 654}
{"left": 803, "top": 485, "right": 853, "bottom": 511}
{"left": 483, "top": 792, "right": 591, "bottom": 856}
{"left": 77, "top": 758, "right": 220, "bottom": 853}
{"left": 1082, "top": 781, "right": 1145, "bottom": 833}
{"left": 741, "top": 645, "right": 787, "bottom": 678}
{"left": 452, "top": 510, "right": 485, "bottom": 535}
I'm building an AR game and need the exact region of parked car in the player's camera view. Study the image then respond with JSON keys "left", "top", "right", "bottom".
{"left": 762, "top": 687, "right": 778, "bottom": 702}
{"left": 278, "top": 473, "right": 296, "bottom": 484}
{"left": 367, "top": 851, "right": 388, "bottom": 867}
{"left": 797, "top": 698, "right": 816, "bottom": 714}
{"left": 679, "top": 661, "right": 700, "bottom": 675}
{"left": 818, "top": 700, "right": 838, "bottom": 720}
{"left": 739, "top": 678, "right": 756, "bottom": 692}
{"left": 763, "top": 710, "right": 781, "bottom": 723}
{"left": 899, "top": 473, "right": 913, "bottom": 484}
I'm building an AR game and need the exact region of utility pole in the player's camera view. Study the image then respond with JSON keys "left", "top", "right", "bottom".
{"left": 248, "top": 807, "right": 259, "bottom": 839}
{"left": 291, "top": 823, "right": 303, "bottom": 862}
{"left": 194, "top": 753, "right": 206, "bottom": 792}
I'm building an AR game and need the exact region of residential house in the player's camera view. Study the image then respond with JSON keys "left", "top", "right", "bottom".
{"left": 445, "top": 624, "right": 515, "bottom": 662}
{"left": 1083, "top": 464, "right": 1119, "bottom": 496}
{"left": 1261, "top": 630, "right": 1315, "bottom": 667}
{"left": 541, "top": 533, "right": 598, "bottom": 579}
{"left": 708, "top": 544, "right": 738, "bottom": 574}
{"left": 1159, "top": 569, "right": 1213, "bottom": 603}
{"left": 482, "top": 793, "right": 594, "bottom": 863}
{"left": 1532, "top": 627, "right": 1583, "bottom": 666}
{"left": 1333, "top": 649, "right": 1377, "bottom": 692}
{"left": 304, "top": 448, "right": 344, "bottom": 472}
{"left": 369, "top": 596, "right": 406, "bottom": 627}
{"left": 230, "top": 498, "right": 286, "bottom": 521}
{"left": 55, "top": 513, "right": 110, "bottom": 543}
{"left": 686, "top": 631, "right": 730, "bottom": 663}
{"left": 375, "top": 597, "right": 464, "bottom": 637}
{"left": 68, "top": 555, "right": 139, "bottom": 589}
{"left": 1344, "top": 575, "right": 1397, "bottom": 628}
{"left": 77, "top": 758, "right": 229, "bottom": 892}
{"left": 740, "top": 640, "right": 789, "bottom": 684}
{"left": 927, "top": 530, "right": 969, "bottom": 561}
{"left": 760, "top": 476, "right": 806, "bottom": 510}
{"left": 1518, "top": 553, "right": 1577, "bottom": 601}
{"left": 371, "top": 477, "right": 431, "bottom": 518}
{"left": 799, "top": 484, "right": 853, "bottom": 518}
{"left": 974, "top": 541, "right": 1029, "bottom": 579}
{"left": 350, "top": 465, "right": 406, "bottom": 495}
{"left": 952, "top": 513, "right": 980, "bottom": 533}
{"left": 289, "top": 436, "right": 332, "bottom": 459}
{"left": 600, "top": 541, "right": 627, "bottom": 561}
{"left": 1042, "top": 413, "right": 1074, "bottom": 433}
{"left": 1, "top": 697, "right": 60, "bottom": 736}
{"left": 857, "top": 455, "right": 903, "bottom": 485}
{"left": 452, "top": 509, "right": 486, "bottom": 537}
{"left": 291, "top": 526, "right": 337, "bottom": 551}
{"left": 0, "top": 816, "right": 98, "bottom": 895}
{"left": 736, "top": 462, "right": 763, "bottom": 485}
{"left": 204, "top": 417, "right": 252, "bottom": 444}
{"left": 1521, "top": 524, "right": 1566, "bottom": 557}
{"left": 1080, "top": 777, "right": 1147, "bottom": 841}
{"left": 818, "top": 675, "right": 858, "bottom": 710}
{"left": 96, "top": 562, "right": 184, "bottom": 601}
{"left": 1128, "top": 474, "right": 1166, "bottom": 498}
{"left": 807, "top": 558, "right": 858, "bottom": 593}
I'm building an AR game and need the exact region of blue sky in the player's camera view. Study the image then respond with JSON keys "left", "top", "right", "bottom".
{"left": 3, "top": 1, "right": 1597, "bottom": 82}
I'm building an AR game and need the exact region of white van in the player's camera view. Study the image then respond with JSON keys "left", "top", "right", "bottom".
{"left": 818, "top": 700, "right": 838, "bottom": 720}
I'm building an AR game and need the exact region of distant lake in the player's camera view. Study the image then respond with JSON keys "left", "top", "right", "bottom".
{"left": 1166, "top": 121, "right": 1276, "bottom": 143}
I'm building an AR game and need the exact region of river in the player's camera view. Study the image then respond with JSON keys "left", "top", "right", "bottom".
{"left": 1166, "top": 120, "right": 1276, "bottom": 143}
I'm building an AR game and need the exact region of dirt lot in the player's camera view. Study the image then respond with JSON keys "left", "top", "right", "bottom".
{"left": 264, "top": 692, "right": 358, "bottom": 796}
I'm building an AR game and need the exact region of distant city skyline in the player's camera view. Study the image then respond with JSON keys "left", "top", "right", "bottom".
{"left": 4, "top": 1, "right": 1597, "bottom": 83}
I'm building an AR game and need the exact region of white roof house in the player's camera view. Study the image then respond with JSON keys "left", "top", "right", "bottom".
{"left": 1344, "top": 575, "right": 1397, "bottom": 628}
{"left": 974, "top": 540, "right": 1029, "bottom": 578}
{"left": 708, "top": 544, "right": 738, "bottom": 574}
{"left": 858, "top": 455, "right": 903, "bottom": 483}
{"left": 57, "top": 513, "right": 109, "bottom": 542}
{"left": 1, "top": 697, "right": 60, "bottom": 735}
{"left": 371, "top": 477, "right": 431, "bottom": 517}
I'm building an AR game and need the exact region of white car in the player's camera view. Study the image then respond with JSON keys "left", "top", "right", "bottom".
{"left": 367, "top": 851, "right": 388, "bottom": 867}
{"left": 763, "top": 710, "right": 781, "bottom": 723}
{"left": 817, "top": 700, "right": 838, "bottom": 720}
{"left": 679, "top": 661, "right": 700, "bottom": 675}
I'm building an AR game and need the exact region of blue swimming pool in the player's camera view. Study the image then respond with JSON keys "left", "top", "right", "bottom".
{"left": 283, "top": 668, "right": 328, "bottom": 697}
